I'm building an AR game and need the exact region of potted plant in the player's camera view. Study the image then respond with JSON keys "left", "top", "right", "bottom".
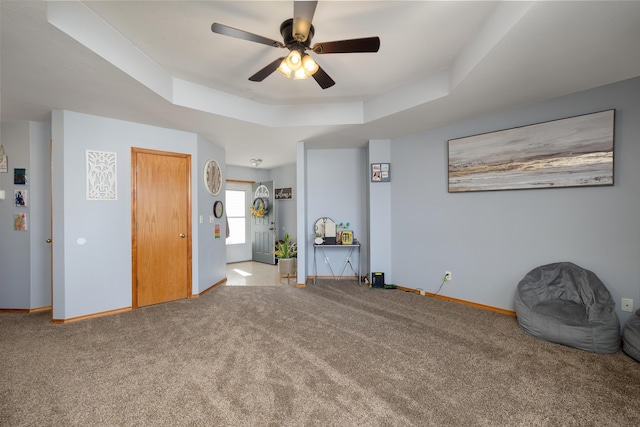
{"left": 273, "top": 233, "right": 297, "bottom": 277}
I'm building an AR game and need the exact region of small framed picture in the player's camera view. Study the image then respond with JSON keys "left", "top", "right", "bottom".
{"left": 0, "top": 153, "right": 7, "bottom": 173}
{"left": 371, "top": 163, "right": 390, "bottom": 182}
{"left": 14, "top": 213, "right": 27, "bottom": 231}
{"left": 14, "top": 168, "right": 27, "bottom": 185}
{"left": 14, "top": 190, "right": 28, "bottom": 207}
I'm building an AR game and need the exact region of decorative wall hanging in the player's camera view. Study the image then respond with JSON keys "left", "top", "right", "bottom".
{"left": 14, "top": 190, "right": 27, "bottom": 207}
{"left": 204, "top": 159, "right": 222, "bottom": 196}
{"left": 254, "top": 184, "right": 270, "bottom": 199}
{"left": 371, "top": 163, "right": 390, "bottom": 182}
{"left": 448, "top": 110, "right": 614, "bottom": 193}
{"left": 275, "top": 187, "right": 293, "bottom": 200}
{"left": 14, "top": 213, "right": 27, "bottom": 231}
{"left": 250, "top": 197, "right": 269, "bottom": 218}
{"left": 0, "top": 145, "right": 7, "bottom": 173}
{"left": 14, "top": 168, "right": 26, "bottom": 185}
{"left": 86, "top": 150, "right": 117, "bottom": 200}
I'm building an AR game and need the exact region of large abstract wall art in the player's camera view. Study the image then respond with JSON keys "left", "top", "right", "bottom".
{"left": 448, "top": 110, "right": 614, "bottom": 193}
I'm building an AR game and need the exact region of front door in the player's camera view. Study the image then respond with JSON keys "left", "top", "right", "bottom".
{"left": 251, "top": 181, "right": 275, "bottom": 265}
{"left": 132, "top": 148, "right": 192, "bottom": 307}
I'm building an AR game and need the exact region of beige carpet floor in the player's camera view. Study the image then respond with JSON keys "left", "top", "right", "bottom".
{"left": 2, "top": 279, "right": 640, "bottom": 426}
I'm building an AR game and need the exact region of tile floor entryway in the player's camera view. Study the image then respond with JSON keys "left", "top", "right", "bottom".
{"left": 226, "top": 261, "right": 295, "bottom": 286}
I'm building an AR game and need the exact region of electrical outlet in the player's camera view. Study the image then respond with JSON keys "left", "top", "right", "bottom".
{"left": 444, "top": 271, "right": 452, "bottom": 281}
{"left": 622, "top": 298, "right": 634, "bottom": 312}
{"left": 419, "top": 290, "right": 426, "bottom": 296}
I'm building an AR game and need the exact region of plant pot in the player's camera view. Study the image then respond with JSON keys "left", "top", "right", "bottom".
{"left": 278, "top": 258, "right": 297, "bottom": 276}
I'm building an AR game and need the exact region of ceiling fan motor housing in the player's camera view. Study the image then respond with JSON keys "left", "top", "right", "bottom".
{"left": 280, "top": 18, "right": 314, "bottom": 50}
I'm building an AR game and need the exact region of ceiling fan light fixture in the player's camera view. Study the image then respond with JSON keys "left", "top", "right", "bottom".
{"left": 293, "top": 67, "right": 309, "bottom": 80}
{"left": 284, "top": 50, "right": 302, "bottom": 71}
{"left": 280, "top": 50, "right": 317, "bottom": 79}
{"left": 212, "top": 2, "right": 380, "bottom": 89}
{"left": 277, "top": 60, "right": 293, "bottom": 78}
{"left": 302, "top": 54, "right": 319, "bottom": 76}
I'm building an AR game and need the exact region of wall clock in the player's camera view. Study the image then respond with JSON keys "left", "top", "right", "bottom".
{"left": 204, "top": 159, "right": 222, "bottom": 196}
{"left": 213, "top": 200, "right": 224, "bottom": 218}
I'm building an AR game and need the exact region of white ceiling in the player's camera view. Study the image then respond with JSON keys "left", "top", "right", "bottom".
{"left": 2, "top": 1, "right": 640, "bottom": 169}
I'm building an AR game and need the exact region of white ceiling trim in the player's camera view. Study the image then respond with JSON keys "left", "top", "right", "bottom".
{"left": 46, "top": 0, "right": 173, "bottom": 102}
{"left": 46, "top": 1, "right": 532, "bottom": 129}
{"left": 172, "top": 78, "right": 364, "bottom": 127}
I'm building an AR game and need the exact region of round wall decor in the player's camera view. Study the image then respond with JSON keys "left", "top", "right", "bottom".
{"left": 204, "top": 159, "right": 222, "bottom": 195}
{"left": 213, "top": 200, "right": 224, "bottom": 218}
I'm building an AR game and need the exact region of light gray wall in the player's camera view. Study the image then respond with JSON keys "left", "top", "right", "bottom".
{"left": 0, "top": 122, "right": 31, "bottom": 308}
{"left": 296, "top": 142, "right": 307, "bottom": 284}
{"left": 306, "top": 148, "right": 368, "bottom": 280}
{"left": 368, "top": 140, "right": 391, "bottom": 282}
{"left": 197, "top": 134, "right": 227, "bottom": 293}
{"left": 51, "top": 110, "right": 225, "bottom": 320}
{"left": 0, "top": 121, "right": 51, "bottom": 310}
{"left": 390, "top": 76, "right": 640, "bottom": 326}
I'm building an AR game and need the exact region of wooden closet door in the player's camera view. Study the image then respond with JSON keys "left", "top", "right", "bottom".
{"left": 132, "top": 148, "right": 191, "bottom": 307}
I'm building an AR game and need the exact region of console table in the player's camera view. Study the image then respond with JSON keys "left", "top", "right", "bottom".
{"left": 313, "top": 243, "right": 361, "bottom": 285}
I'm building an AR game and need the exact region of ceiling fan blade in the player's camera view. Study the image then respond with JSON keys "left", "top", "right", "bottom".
{"left": 293, "top": 0, "right": 317, "bottom": 42}
{"left": 312, "top": 37, "right": 380, "bottom": 54}
{"left": 211, "top": 23, "right": 284, "bottom": 48}
{"left": 312, "top": 65, "right": 335, "bottom": 89}
{"left": 249, "top": 57, "right": 286, "bottom": 82}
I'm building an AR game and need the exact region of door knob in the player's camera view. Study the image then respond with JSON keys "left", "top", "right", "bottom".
{"left": 46, "top": 238, "right": 52, "bottom": 243}
{"left": 180, "top": 233, "right": 186, "bottom": 238}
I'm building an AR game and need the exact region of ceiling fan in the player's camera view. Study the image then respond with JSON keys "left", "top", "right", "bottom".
{"left": 211, "top": 0, "right": 380, "bottom": 89}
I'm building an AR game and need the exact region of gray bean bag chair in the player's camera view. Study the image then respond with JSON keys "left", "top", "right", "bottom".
{"left": 623, "top": 309, "right": 640, "bottom": 362}
{"left": 515, "top": 262, "right": 620, "bottom": 353}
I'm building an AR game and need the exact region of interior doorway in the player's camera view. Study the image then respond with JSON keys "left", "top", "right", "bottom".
{"left": 251, "top": 181, "right": 275, "bottom": 265}
{"left": 131, "top": 148, "right": 192, "bottom": 308}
